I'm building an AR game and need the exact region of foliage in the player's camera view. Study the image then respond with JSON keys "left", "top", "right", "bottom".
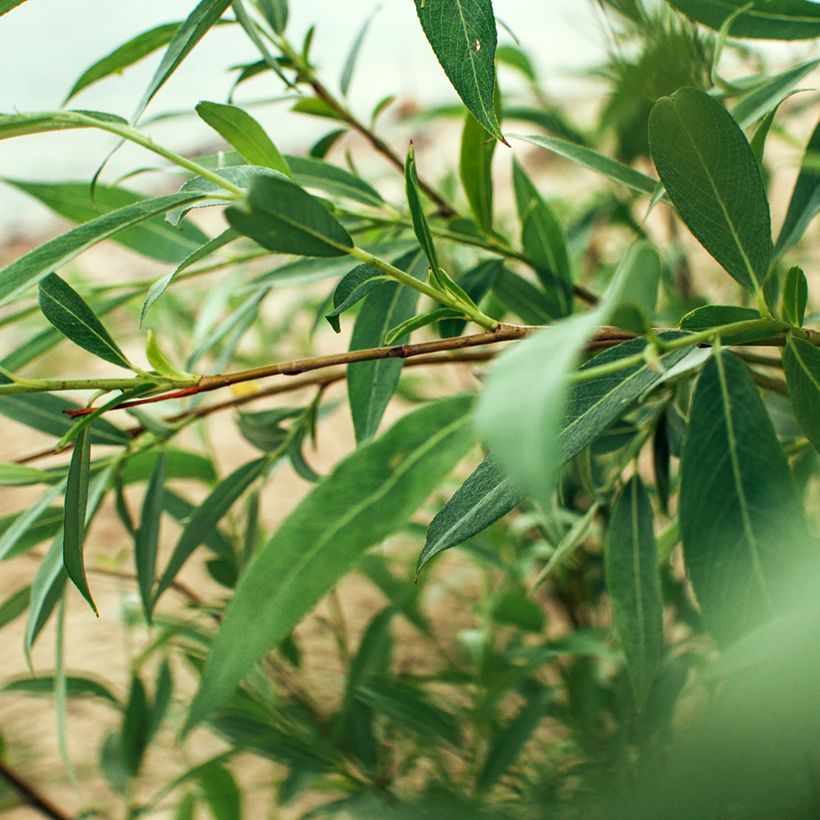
{"left": 0, "top": 0, "right": 818, "bottom": 817}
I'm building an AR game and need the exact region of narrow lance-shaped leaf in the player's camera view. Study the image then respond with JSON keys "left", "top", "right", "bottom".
{"left": 0, "top": 393, "right": 130, "bottom": 446}
{"left": 775, "top": 118, "right": 819, "bottom": 258}
{"left": 260, "top": 0, "right": 288, "bottom": 33}
{"left": 196, "top": 101, "right": 291, "bottom": 176}
{"left": 4, "top": 179, "right": 209, "bottom": 263}
{"left": 348, "top": 251, "right": 425, "bottom": 442}
{"left": 783, "top": 337, "right": 820, "bottom": 453}
{"left": 154, "top": 458, "right": 270, "bottom": 603}
{"left": 185, "top": 395, "right": 475, "bottom": 730}
{"left": 63, "top": 429, "right": 96, "bottom": 615}
{"left": 286, "top": 155, "right": 384, "bottom": 208}
{"left": 421, "top": 331, "right": 692, "bottom": 573}
{"left": 325, "top": 264, "right": 390, "bottom": 333}
{"left": 460, "top": 109, "right": 496, "bottom": 234}
{"left": 0, "top": 0, "right": 28, "bottom": 15}
{"left": 414, "top": 0, "right": 505, "bottom": 142}
{"left": 514, "top": 134, "right": 659, "bottom": 196}
{"left": 141, "top": 228, "right": 239, "bottom": 324}
{"left": 667, "top": 0, "right": 820, "bottom": 40}
{"left": 649, "top": 88, "right": 771, "bottom": 295}
{"left": 64, "top": 23, "right": 182, "bottom": 103}
{"left": 731, "top": 59, "right": 820, "bottom": 130}
{"left": 38, "top": 273, "right": 132, "bottom": 369}
{"left": 132, "top": 0, "right": 234, "bottom": 122}
{"left": 405, "top": 144, "right": 440, "bottom": 275}
{"left": 781, "top": 266, "right": 808, "bottom": 327}
{"left": 0, "top": 110, "right": 127, "bottom": 141}
{"left": 606, "top": 476, "right": 663, "bottom": 708}
{"left": 135, "top": 452, "right": 166, "bottom": 623}
{"left": 0, "top": 191, "right": 204, "bottom": 306}
{"left": 476, "top": 241, "right": 662, "bottom": 512}
{"left": 340, "top": 6, "right": 379, "bottom": 97}
{"left": 225, "top": 173, "right": 353, "bottom": 257}
{"left": 680, "top": 350, "right": 811, "bottom": 642}
{"left": 512, "top": 160, "right": 573, "bottom": 316}
{"left": 0, "top": 481, "right": 67, "bottom": 562}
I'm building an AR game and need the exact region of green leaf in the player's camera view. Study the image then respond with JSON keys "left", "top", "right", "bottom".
{"left": 605, "top": 476, "right": 664, "bottom": 708}
{"left": 136, "top": 452, "right": 166, "bottom": 623}
{"left": 515, "top": 134, "right": 658, "bottom": 196}
{"left": 2, "top": 675, "right": 119, "bottom": 704}
{"left": 63, "top": 429, "right": 96, "bottom": 615}
{"left": 460, "top": 110, "right": 496, "bottom": 234}
{"left": 225, "top": 173, "right": 353, "bottom": 257}
{"left": 783, "top": 337, "right": 820, "bottom": 452}
{"left": 25, "top": 535, "right": 67, "bottom": 652}
{"left": 477, "top": 690, "right": 548, "bottom": 791}
{"left": 286, "top": 155, "right": 383, "bottom": 207}
{"left": 185, "top": 395, "right": 475, "bottom": 730}
{"left": 357, "top": 678, "right": 461, "bottom": 746}
{"left": 325, "top": 264, "right": 390, "bottom": 333}
{"left": 38, "top": 273, "right": 132, "bottom": 369}
{"left": 775, "top": 118, "right": 819, "bottom": 257}
{"left": 782, "top": 266, "right": 808, "bottom": 326}
{"left": 492, "top": 269, "right": 559, "bottom": 325}
{"left": 0, "top": 586, "right": 30, "bottom": 630}
{"left": 649, "top": 87, "right": 771, "bottom": 293}
{"left": 340, "top": 6, "right": 379, "bottom": 97}
{"left": 384, "top": 308, "right": 462, "bottom": 345}
{"left": 64, "top": 23, "right": 181, "bottom": 102}
{"left": 731, "top": 59, "right": 820, "bottom": 129}
{"left": 121, "top": 675, "right": 150, "bottom": 776}
{"left": 196, "top": 101, "right": 291, "bottom": 176}
{"left": 0, "top": 0, "right": 29, "bottom": 15}
{"left": 414, "top": 0, "right": 505, "bottom": 142}
{"left": 0, "top": 109, "right": 127, "bottom": 141}
{"left": 259, "top": 0, "right": 288, "bottom": 33}
{"left": 0, "top": 464, "right": 54, "bottom": 487}
{"left": 440, "top": 258, "right": 503, "bottom": 338}
{"left": 476, "top": 241, "right": 661, "bottom": 511}
{"left": 146, "top": 331, "right": 191, "bottom": 380}
{"left": 4, "top": 178, "right": 209, "bottom": 263}
{"left": 348, "top": 251, "right": 425, "bottom": 442}
{"left": 680, "top": 304, "right": 766, "bottom": 343}
{"left": 0, "top": 393, "right": 129, "bottom": 447}
{"left": 0, "top": 191, "right": 203, "bottom": 306}
{"left": 141, "top": 229, "right": 239, "bottom": 324}
{"left": 197, "top": 762, "right": 242, "bottom": 820}
{"left": 421, "top": 333, "right": 692, "bottom": 572}
{"left": 680, "top": 350, "right": 811, "bottom": 642}
{"left": 418, "top": 458, "right": 517, "bottom": 574}
{"left": 512, "top": 160, "right": 572, "bottom": 316}
{"left": 404, "top": 144, "right": 440, "bottom": 276}
{"left": 121, "top": 449, "right": 216, "bottom": 485}
{"left": 154, "top": 458, "right": 269, "bottom": 603}
{"left": 133, "top": 0, "right": 234, "bottom": 122}
{"left": 237, "top": 407, "right": 300, "bottom": 453}
{"left": 0, "top": 484, "right": 66, "bottom": 562}
{"left": 667, "top": 0, "right": 820, "bottom": 39}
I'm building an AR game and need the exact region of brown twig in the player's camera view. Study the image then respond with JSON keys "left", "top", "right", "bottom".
{"left": 64, "top": 324, "right": 551, "bottom": 417}
{"left": 0, "top": 760, "right": 71, "bottom": 820}
{"left": 306, "top": 75, "right": 457, "bottom": 218}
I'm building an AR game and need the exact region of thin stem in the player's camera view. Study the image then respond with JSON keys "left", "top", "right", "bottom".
{"left": 0, "top": 761, "right": 70, "bottom": 820}
{"left": 276, "top": 36, "right": 456, "bottom": 218}
{"left": 349, "top": 246, "right": 498, "bottom": 329}
{"left": 0, "top": 373, "right": 193, "bottom": 396}
{"left": 70, "top": 112, "right": 244, "bottom": 197}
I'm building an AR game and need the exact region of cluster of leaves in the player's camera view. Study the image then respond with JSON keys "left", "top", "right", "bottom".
{"left": 0, "top": 0, "right": 818, "bottom": 817}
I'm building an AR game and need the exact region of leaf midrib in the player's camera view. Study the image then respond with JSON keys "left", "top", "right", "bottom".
{"left": 673, "top": 103, "right": 762, "bottom": 288}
